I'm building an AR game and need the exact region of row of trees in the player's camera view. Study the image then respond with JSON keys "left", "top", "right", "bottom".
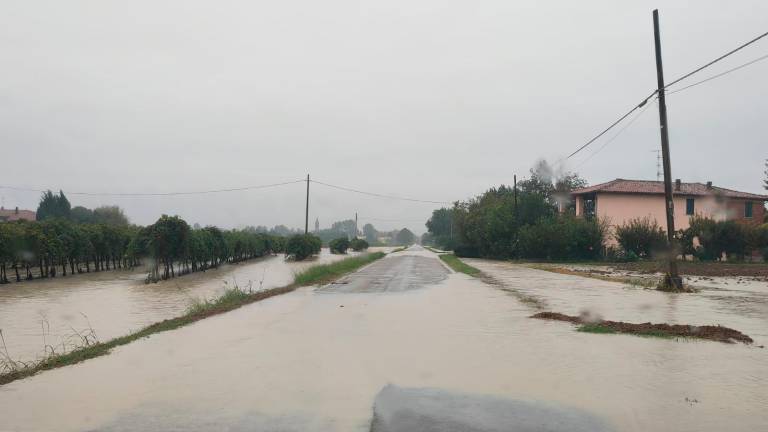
{"left": 0, "top": 219, "right": 138, "bottom": 283}
{"left": 0, "top": 215, "right": 323, "bottom": 284}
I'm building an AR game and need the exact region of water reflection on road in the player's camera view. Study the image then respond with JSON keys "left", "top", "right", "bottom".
{"left": 0, "top": 248, "right": 766, "bottom": 431}
{"left": 0, "top": 249, "right": 352, "bottom": 362}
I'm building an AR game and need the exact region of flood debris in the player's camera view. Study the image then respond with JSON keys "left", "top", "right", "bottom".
{"left": 531, "top": 312, "right": 754, "bottom": 344}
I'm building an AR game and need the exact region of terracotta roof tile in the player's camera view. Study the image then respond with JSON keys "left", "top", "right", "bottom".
{"left": 571, "top": 179, "right": 768, "bottom": 200}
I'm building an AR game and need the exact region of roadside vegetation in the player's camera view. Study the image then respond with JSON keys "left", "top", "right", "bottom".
{"left": 294, "top": 252, "right": 384, "bottom": 285}
{"left": 349, "top": 238, "right": 369, "bottom": 251}
{"left": 0, "top": 252, "right": 385, "bottom": 386}
{"left": 438, "top": 254, "right": 480, "bottom": 276}
{"left": 329, "top": 237, "right": 350, "bottom": 254}
{"left": 531, "top": 312, "right": 753, "bottom": 344}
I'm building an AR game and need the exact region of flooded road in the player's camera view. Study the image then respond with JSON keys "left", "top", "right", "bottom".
{"left": 0, "top": 249, "right": 354, "bottom": 362}
{"left": 1, "top": 248, "right": 766, "bottom": 431}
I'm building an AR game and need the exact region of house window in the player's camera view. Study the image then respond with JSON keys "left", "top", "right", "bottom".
{"left": 685, "top": 198, "right": 695, "bottom": 215}
{"left": 745, "top": 201, "right": 753, "bottom": 218}
{"left": 583, "top": 194, "right": 596, "bottom": 219}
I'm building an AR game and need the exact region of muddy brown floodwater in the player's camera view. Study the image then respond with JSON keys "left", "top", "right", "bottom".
{"left": 0, "top": 248, "right": 766, "bottom": 431}
{"left": 0, "top": 249, "right": 358, "bottom": 363}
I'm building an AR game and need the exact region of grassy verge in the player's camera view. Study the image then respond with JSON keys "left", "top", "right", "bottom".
{"left": 293, "top": 252, "right": 385, "bottom": 285}
{"left": 390, "top": 246, "right": 408, "bottom": 253}
{"left": 439, "top": 254, "right": 481, "bottom": 276}
{"left": 0, "top": 252, "right": 385, "bottom": 387}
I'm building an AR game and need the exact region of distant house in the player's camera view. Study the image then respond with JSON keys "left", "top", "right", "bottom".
{"left": 571, "top": 179, "right": 767, "bottom": 234}
{"left": 0, "top": 207, "right": 36, "bottom": 222}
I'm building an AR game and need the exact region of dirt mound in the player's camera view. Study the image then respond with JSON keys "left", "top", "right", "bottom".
{"left": 531, "top": 312, "right": 753, "bottom": 344}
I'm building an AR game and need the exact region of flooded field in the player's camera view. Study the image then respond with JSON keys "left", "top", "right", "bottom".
{"left": 0, "top": 248, "right": 765, "bottom": 431}
{"left": 467, "top": 260, "right": 768, "bottom": 346}
{"left": 0, "top": 249, "right": 361, "bottom": 363}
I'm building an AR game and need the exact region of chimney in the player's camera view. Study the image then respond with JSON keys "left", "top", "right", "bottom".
{"left": 706, "top": 181, "right": 713, "bottom": 189}
{"left": 675, "top": 179, "right": 681, "bottom": 191}
{"left": 15, "top": 206, "right": 19, "bottom": 214}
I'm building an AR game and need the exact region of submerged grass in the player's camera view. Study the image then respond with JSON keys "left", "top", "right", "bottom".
{"left": 439, "top": 254, "right": 481, "bottom": 277}
{"left": 0, "top": 252, "right": 385, "bottom": 387}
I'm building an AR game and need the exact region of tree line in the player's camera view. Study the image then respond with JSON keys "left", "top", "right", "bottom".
{"left": 424, "top": 160, "right": 768, "bottom": 262}
{"left": 0, "top": 190, "right": 325, "bottom": 284}
{"left": 424, "top": 161, "right": 600, "bottom": 260}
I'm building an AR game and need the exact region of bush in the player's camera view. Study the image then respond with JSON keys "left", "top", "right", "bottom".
{"left": 614, "top": 217, "right": 666, "bottom": 258}
{"left": 329, "top": 237, "right": 350, "bottom": 254}
{"left": 285, "top": 234, "right": 322, "bottom": 260}
{"left": 349, "top": 238, "right": 369, "bottom": 251}
{"left": 517, "top": 215, "right": 605, "bottom": 261}
{"left": 686, "top": 217, "right": 766, "bottom": 261}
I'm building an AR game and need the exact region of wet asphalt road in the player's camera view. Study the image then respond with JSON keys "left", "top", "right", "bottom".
{"left": 319, "top": 252, "right": 449, "bottom": 293}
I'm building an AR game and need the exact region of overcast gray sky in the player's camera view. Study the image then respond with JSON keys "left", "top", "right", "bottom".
{"left": 1, "top": 1, "right": 766, "bottom": 234}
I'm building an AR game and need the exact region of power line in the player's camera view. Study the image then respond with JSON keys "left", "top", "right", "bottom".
{"left": 668, "top": 52, "right": 768, "bottom": 95}
{"left": 665, "top": 30, "right": 768, "bottom": 89}
{"left": 0, "top": 179, "right": 306, "bottom": 197}
{"left": 563, "top": 91, "right": 657, "bottom": 161}
{"left": 575, "top": 98, "right": 655, "bottom": 169}
{"left": 310, "top": 180, "right": 452, "bottom": 205}
{"left": 560, "top": 27, "right": 768, "bottom": 164}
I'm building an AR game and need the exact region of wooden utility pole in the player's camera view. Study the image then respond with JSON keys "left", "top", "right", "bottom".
{"left": 305, "top": 174, "right": 310, "bottom": 234}
{"left": 652, "top": 9, "right": 683, "bottom": 291}
{"left": 513, "top": 174, "right": 518, "bottom": 220}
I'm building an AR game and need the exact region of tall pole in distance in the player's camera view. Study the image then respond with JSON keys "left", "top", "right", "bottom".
{"left": 305, "top": 174, "right": 310, "bottom": 234}
{"left": 513, "top": 174, "right": 518, "bottom": 218}
{"left": 355, "top": 212, "right": 358, "bottom": 239}
{"left": 652, "top": 9, "right": 683, "bottom": 291}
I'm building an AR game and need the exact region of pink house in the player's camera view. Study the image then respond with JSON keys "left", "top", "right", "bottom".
{"left": 571, "top": 179, "right": 767, "bottom": 236}
{"left": 0, "top": 207, "right": 36, "bottom": 222}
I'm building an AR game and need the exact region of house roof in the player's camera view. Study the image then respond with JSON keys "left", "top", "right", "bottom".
{"left": 571, "top": 179, "right": 768, "bottom": 200}
{"left": 0, "top": 208, "right": 37, "bottom": 221}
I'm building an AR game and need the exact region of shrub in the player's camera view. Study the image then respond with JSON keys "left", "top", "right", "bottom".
{"left": 329, "top": 237, "right": 350, "bottom": 254}
{"left": 517, "top": 215, "right": 605, "bottom": 261}
{"left": 285, "top": 234, "right": 322, "bottom": 260}
{"left": 349, "top": 238, "right": 369, "bottom": 251}
{"left": 614, "top": 217, "right": 666, "bottom": 258}
{"left": 686, "top": 217, "right": 763, "bottom": 261}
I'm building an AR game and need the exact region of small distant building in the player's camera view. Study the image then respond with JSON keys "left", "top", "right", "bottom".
{"left": 0, "top": 207, "right": 36, "bottom": 222}
{"left": 571, "top": 179, "right": 767, "bottom": 235}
